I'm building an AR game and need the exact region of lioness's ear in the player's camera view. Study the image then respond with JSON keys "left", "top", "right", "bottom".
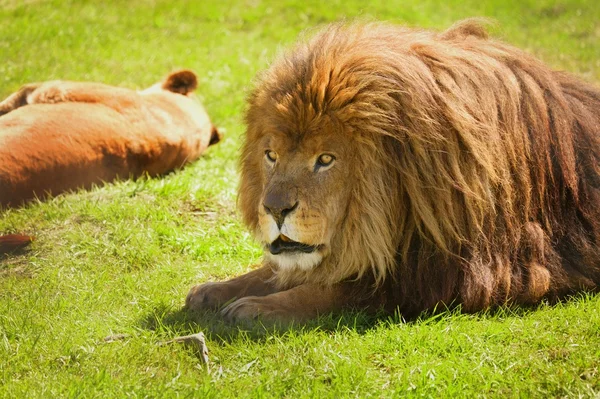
{"left": 162, "top": 70, "right": 198, "bottom": 95}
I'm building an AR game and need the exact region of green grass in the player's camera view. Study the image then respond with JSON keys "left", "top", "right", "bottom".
{"left": 1, "top": 0, "right": 599, "bottom": 397}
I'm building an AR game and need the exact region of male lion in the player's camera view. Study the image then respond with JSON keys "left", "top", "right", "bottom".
{"left": 0, "top": 70, "right": 221, "bottom": 208}
{"left": 187, "top": 20, "right": 600, "bottom": 323}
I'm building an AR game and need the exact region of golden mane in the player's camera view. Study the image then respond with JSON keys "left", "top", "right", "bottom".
{"left": 239, "top": 19, "right": 600, "bottom": 315}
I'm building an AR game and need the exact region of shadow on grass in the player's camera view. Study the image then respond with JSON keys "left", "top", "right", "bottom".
{"left": 0, "top": 245, "right": 37, "bottom": 278}
{"left": 0, "top": 247, "right": 32, "bottom": 260}
{"left": 138, "top": 291, "right": 599, "bottom": 344}
{"left": 139, "top": 303, "right": 385, "bottom": 344}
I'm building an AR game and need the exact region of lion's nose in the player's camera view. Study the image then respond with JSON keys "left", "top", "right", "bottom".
{"left": 263, "top": 192, "right": 298, "bottom": 229}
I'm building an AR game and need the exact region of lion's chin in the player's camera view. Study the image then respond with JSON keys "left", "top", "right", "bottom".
{"left": 265, "top": 251, "right": 323, "bottom": 272}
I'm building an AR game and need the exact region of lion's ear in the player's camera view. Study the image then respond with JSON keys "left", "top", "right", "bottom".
{"left": 162, "top": 70, "right": 198, "bottom": 95}
{"left": 440, "top": 18, "right": 491, "bottom": 41}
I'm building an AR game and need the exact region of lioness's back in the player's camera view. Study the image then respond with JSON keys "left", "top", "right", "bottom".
{"left": 0, "top": 103, "right": 140, "bottom": 207}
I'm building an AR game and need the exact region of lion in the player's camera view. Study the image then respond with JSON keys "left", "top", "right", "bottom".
{"left": 186, "top": 19, "right": 600, "bottom": 324}
{"left": 0, "top": 70, "right": 221, "bottom": 208}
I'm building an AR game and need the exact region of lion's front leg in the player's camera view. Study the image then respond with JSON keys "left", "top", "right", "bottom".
{"left": 221, "top": 282, "right": 353, "bottom": 325}
{"left": 0, "top": 83, "right": 42, "bottom": 116}
{"left": 186, "top": 264, "right": 278, "bottom": 312}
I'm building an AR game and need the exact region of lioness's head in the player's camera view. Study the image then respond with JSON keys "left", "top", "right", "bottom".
{"left": 142, "top": 69, "right": 222, "bottom": 146}
{"left": 141, "top": 69, "right": 198, "bottom": 96}
{"left": 239, "top": 25, "right": 405, "bottom": 283}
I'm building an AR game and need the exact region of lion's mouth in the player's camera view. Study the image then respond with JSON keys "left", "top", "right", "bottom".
{"left": 268, "top": 235, "right": 320, "bottom": 255}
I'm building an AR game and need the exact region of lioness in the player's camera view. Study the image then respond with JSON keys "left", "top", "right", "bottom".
{"left": 0, "top": 70, "right": 220, "bottom": 208}
{"left": 187, "top": 20, "right": 600, "bottom": 324}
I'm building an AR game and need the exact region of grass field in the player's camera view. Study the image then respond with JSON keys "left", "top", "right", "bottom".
{"left": 1, "top": 0, "right": 599, "bottom": 397}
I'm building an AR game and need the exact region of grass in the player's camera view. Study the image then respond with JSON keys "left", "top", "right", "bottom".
{"left": 1, "top": 0, "right": 599, "bottom": 397}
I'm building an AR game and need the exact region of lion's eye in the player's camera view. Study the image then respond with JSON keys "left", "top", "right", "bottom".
{"left": 265, "top": 150, "right": 278, "bottom": 163}
{"left": 316, "top": 154, "right": 335, "bottom": 168}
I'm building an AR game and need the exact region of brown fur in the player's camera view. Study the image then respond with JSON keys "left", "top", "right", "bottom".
{"left": 0, "top": 234, "right": 33, "bottom": 254}
{"left": 186, "top": 20, "right": 600, "bottom": 323}
{"left": 0, "top": 70, "right": 221, "bottom": 208}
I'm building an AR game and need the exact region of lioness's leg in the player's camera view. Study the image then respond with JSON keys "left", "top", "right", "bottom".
{"left": 0, "top": 81, "right": 136, "bottom": 116}
{"left": 220, "top": 282, "right": 356, "bottom": 324}
{"left": 25, "top": 82, "right": 138, "bottom": 110}
{"left": 186, "top": 264, "right": 278, "bottom": 311}
{"left": 0, "top": 83, "right": 42, "bottom": 116}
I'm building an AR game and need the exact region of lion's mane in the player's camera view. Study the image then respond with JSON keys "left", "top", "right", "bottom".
{"left": 240, "top": 20, "right": 600, "bottom": 315}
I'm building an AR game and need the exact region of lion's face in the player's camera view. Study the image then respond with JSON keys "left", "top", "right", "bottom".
{"left": 239, "top": 25, "right": 406, "bottom": 283}
{"left": 251, "top": 119, "right": 354, "bottom": 272}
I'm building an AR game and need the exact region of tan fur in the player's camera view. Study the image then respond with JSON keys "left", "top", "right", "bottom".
{"left": 0, "top": 70, "right": 221, "bottom": 208}
{"left": 187, "top": 20, "right": 600, "bottom": 323}
{"left": 0, "top": 234, "right": 33, "bottom": 254}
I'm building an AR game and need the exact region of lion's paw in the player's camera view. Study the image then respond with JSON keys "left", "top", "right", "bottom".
{"left": 221, "top": 296, "right": 287, "bottom": 325}
{"left": 186, "top": 282, "right": 236, "bottom": 312}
